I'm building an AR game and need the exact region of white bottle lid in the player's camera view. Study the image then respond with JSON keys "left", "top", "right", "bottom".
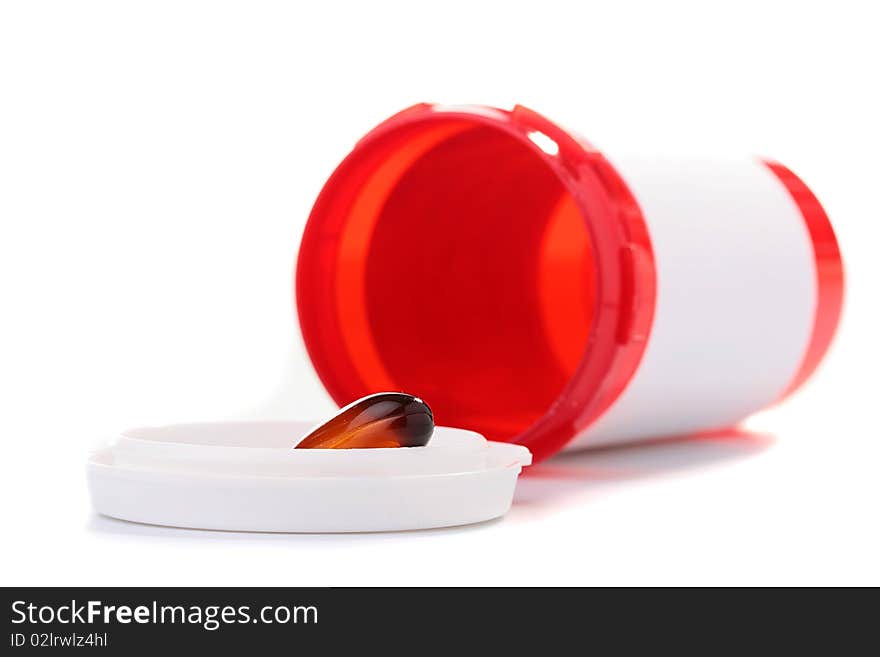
{"left": 87, "top": 422, "right": 531, "bottom": 532}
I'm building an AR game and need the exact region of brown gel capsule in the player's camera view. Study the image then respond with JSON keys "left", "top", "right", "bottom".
{"left": 294, "top": 393, "right": 434, "bottom": 449}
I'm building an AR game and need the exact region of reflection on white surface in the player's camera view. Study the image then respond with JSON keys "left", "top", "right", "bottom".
{"left": 86, "top": 512, "right": 503, "bottom": 541}
{"left": 515, "top": 430, "right": 774, "bottom": 515}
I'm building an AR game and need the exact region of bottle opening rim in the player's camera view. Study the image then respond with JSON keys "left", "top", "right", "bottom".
{"left": 296, "top": 104, "right": 657, "bottom": 462}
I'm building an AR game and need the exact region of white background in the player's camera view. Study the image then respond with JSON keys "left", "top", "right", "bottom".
{"left": 1, "top": 1, "right": 877, "bottom": 586}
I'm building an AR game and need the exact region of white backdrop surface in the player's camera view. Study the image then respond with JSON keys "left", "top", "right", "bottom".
{"left": 1, "top": 0, "right": 877, "bottom": 585}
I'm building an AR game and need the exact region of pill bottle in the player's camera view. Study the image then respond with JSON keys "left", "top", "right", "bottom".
{"left": 295, "top": 103, "right": 843, "bottom": 462}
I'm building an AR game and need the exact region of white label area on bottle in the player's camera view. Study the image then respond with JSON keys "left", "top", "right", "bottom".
{"left": 569, "top": 156, "right": 817, "bottom": 448}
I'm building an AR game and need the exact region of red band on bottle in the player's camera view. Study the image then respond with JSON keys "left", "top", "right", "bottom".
{"left": 764, "top": 160, "right": 844, "bottom": 399}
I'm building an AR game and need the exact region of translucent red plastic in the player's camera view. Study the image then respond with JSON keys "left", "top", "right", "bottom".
{"left": 296, "top": 104, "right": 656, "bottom": 462}
{"left": 764, "top": 160, "right": 845, "bottom": 398}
